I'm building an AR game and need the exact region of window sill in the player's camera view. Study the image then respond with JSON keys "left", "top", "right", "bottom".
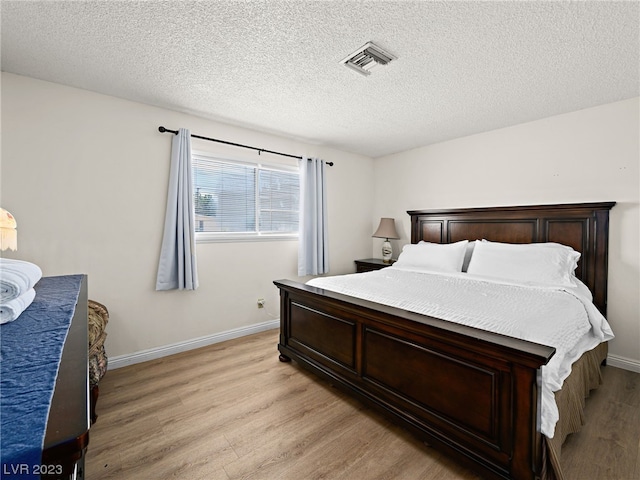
{"left": 196, "top": 233, "right": 299, "bottom": 244}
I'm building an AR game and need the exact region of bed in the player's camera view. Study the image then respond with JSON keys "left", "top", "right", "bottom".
{"left": 274, "top": 202, "right": 615, "bottom": 480}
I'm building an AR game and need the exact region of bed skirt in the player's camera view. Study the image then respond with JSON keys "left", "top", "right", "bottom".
{"left": 543, "top": 341, "right": 608, "bottom": 480}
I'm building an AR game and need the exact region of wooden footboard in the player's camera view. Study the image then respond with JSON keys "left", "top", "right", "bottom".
{"left": 275, "top": 279, "right": 555, "bottom": 480}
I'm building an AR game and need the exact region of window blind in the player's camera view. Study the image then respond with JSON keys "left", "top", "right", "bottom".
{"left": 192, "top": 153, "right": 299, "bottom": 237}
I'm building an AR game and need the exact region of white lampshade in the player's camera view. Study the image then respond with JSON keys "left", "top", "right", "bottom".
{"left": 372, "top": 218, "right": 399, "bottom": 240}
{"left": 0, "top": 208, "right": 17, "bottom": 251}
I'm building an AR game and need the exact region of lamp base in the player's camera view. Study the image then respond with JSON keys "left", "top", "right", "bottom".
{"left": 382, "top": 240, "right": 392, "bottom": 263}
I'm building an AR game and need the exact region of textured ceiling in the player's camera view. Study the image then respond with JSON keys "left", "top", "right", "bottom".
{"left": 1, "top": 1, "right": 638, "bottom": 158}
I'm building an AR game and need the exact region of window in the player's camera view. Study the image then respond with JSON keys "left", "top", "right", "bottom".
{"left": 192, "top": 152, "right": 299, "bottom": 241}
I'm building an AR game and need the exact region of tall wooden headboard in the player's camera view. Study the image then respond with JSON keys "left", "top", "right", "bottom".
{"left": 408, "top": 202, "right": 615, "bottom": 315}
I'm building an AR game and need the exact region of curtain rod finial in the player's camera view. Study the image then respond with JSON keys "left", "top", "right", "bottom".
{"left": 158, "top": 126, "right": 179, "bottom": 135}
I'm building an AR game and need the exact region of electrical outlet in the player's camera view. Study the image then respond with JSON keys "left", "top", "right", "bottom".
{"left": 257, "top": 298, "right": 265, "bottom": 308}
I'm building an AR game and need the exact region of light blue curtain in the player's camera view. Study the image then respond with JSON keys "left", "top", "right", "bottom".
{"left": 156, "top": 128, "right": 199, "bottom": 291}
{"left": 298, "top": 157, "right": 329, "bottom": 276}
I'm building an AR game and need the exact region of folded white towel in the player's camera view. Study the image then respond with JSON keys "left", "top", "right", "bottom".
{"left": 0, "top": 258, "right": 42, "bottom": 303}
{"left": 0, "top": 288, "right": 36, "bottom": 324}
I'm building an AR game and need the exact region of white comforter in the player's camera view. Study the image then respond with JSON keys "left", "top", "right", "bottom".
{"left": 307, "top": 266, "right": 614, "bottom": 438}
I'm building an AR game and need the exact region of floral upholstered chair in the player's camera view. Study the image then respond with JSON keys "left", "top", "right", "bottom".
{"left": 88, "top": 300, "right": 108, "bottom": 424}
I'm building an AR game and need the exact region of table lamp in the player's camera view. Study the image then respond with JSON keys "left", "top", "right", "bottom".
{"left": 372, "top": 217, "right": 399, "bottom": 263}
{"left": 0, "top": 208, "right": 18, "bottom": 251}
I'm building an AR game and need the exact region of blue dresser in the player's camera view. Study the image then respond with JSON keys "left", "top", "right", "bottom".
{"left": 1, "top": 275, "right": 89, "bottom": 480}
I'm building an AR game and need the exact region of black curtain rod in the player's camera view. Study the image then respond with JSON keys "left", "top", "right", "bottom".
{"left": 158, "top": 126, "right": 333, "bottom": 166}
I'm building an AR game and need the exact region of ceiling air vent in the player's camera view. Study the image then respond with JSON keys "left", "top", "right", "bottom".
{"left": 341, "top": 42, "right": 396, "bottom": 76}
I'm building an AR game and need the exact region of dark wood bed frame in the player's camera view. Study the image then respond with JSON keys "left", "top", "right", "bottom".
{"left": 274, "top": 202, "right": 615, "bottom": 480}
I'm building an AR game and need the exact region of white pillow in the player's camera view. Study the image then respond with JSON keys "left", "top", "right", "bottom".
{"left": 466, "top": 240, "right": 581, "bottom": 287}
{"left": 394, "top": 240, "right": 469, "bottom": 273}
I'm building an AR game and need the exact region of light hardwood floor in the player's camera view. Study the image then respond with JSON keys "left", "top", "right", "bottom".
{"left": 86, "top": 330, "right": 639, "bottom": 480}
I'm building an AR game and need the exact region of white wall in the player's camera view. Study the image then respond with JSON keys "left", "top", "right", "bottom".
{"left": 373, "top": 97, "right": 640, "bottom": 367}
{"left": 3, "top": 73, "right": 637, "bottom": 368}
{"left": 1, "top": 73, "right": 375, "bottom": 358}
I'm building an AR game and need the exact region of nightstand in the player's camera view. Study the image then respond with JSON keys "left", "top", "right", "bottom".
{"left": 355, "top": 258, "right": 395, "bottom": 273}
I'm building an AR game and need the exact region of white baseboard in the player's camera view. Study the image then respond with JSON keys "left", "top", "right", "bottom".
{"left": 108, "top": 319, "right": 279, "bottom": 370}
{"left": 607, "top": 354, "right": 640, "bottom": 373}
